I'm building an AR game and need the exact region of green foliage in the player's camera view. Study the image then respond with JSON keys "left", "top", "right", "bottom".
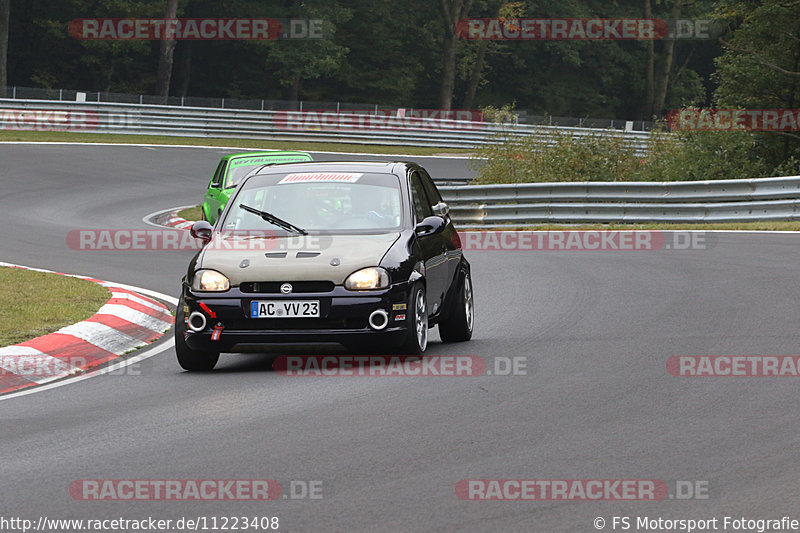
{"left": 712, "top": 0, "right": 800, "bottom": 168}
{"left": 261, "top": 2, "right": 352, "bottom": 99}
{"left": 471, "top": 119, "right": 775, "bottom": 184}
{"left": 664, "top": 69, "right": 707, "bottom": 110}
{"left": 654, "top": 129, "right": 770, "bottom": 181}
{"left": 3, "top": 0, "right": 716, "bottom": 118}
{"left": 12, "top": 0, "right": 162, "bottom": 92}
{"left": 471, "top": 128, "right": 641, "bottom": 183}
{"left": 774, "top": 156, "right": 800, "bottom": 178}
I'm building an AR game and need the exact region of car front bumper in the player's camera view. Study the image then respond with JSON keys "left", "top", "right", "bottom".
{"left": 181, "top": 282, "right": 412, "bottom": 352}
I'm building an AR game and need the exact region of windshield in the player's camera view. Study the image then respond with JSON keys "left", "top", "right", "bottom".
{"left": 221, "top": 172, "right": 403, "bottom": 233}
{"left": 224, "top": 155, "right": 312, "bottom": 188}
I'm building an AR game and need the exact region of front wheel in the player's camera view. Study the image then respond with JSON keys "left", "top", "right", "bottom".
{"left": 439, "top": 271, "right": 474, "bottom": 343}
{"left": 175, "top": 295, "right": 219, "bottom": 371}
{"left": 398, "top": 283, "right": 428, "bottom": 354}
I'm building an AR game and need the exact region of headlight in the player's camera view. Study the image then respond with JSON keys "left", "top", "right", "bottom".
{"left": 192, "top": 269, "right": 230, "bottom": 292}
{"left": 344, "top": 267, "right": 389, "bottom": 290}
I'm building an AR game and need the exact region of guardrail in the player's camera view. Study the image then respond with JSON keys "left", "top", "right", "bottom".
{"left": 2, "top": 85, "right": 656, "bottom": 130}
{"left": 439, "top": 176, "right": 800, "bottom": 226}
{"left": 0, "top": 98, "right": 651, "bottom": 153}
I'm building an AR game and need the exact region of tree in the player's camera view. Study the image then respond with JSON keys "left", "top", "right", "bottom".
{"left": 461, "top": 1, "right": 523, "bottom": 110}
{"left": 327, "top": 0, "right": 428, "bottom": 105}
{"left": 713, "top": 0, "right": 800, "bottom": 167}
{"left": 262, "top": 1, "right": 352, "bottom": 102}
{"left": 438, "top": 0, "right": 472, "bottom": 110}
{"left": 0, "top": 0, "right": 8, "bottom": 97}
{"left": 155, "top": 0, "right": 179, "bottom": 103}
{"left": 19, "top": 0, "right": 161, "bottom": 93}
{"left": 642, "top": 0, "right": 708, "bottom": 119}
{"left": 1, "top": 0, "right": 717, "bottom": 121}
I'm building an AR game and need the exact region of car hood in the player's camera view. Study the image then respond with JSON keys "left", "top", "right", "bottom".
{"left": 199, "top": 232, "right": 402, "bottom": 286}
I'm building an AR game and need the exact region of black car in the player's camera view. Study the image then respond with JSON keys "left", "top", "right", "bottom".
{"left": 176, "top": 161, "right": 474, "bottom": 371}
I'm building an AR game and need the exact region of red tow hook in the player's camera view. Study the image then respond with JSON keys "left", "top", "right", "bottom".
{"left": 211, "top": 323, "right": 223, "bottom": 341}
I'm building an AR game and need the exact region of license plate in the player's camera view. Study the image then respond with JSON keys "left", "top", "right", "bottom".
{"left": 250, "top": 300, "right": 320, "bottom": 318}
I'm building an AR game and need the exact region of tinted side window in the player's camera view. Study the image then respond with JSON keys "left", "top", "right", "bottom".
{"left": 211, "top": 161, "right": 226, "bottom": 187}
{"left": 419, "top": 170, "right": 442, "bottom": 205}
{"left": 410, "top": 172, "right": 433, "bottom": 223}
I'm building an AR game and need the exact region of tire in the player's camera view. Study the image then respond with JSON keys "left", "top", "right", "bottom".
{"left": 175, "top": 295, "right": 220, "bottom": 371}
{"left": 438, "top": 270, "right": 474, "bottom": 343}
{"left": 398, "top": 283, "right": 428, "bottom": 354}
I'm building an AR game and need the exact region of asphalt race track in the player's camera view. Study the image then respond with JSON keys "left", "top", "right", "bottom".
{"left": 3, "top": 143, "right": 800, "bottom": 532}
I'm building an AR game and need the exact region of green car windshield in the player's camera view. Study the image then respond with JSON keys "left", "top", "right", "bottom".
{"left": 225, "top": 154, "right": 313, "bottom": 189}
{"left": 223, "top": 172, "right": 403, "bottom": 233}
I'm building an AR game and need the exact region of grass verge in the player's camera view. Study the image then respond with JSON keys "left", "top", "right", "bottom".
{"left": 177, "top": 205, "right": 202, "bottom": 221}
{"left": 0, "top": 267, "right": 111, "bottom": 346}
{"left": 0, "top": 131, "right": 471, "bottom": 156}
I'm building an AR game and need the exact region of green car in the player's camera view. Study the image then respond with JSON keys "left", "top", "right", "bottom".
{"left": 202, "top": 151, "right": 313, "bottom": 224}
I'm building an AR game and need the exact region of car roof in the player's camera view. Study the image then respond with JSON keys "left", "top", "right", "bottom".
{"left": 251, "top": 161, "right": 413, "bottom": 176}
{"left": 222, "top": 150, "right": 311, "bottom": 161}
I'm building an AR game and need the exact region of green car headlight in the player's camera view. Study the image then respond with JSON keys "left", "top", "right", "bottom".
{"left": 344, "top": 267, "right": 389, "bottom": 291}
{"left": 192, "top": 269, "right": 230, "bottom": 292}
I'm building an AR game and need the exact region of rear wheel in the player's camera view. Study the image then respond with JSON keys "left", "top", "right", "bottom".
{"left": 175, "top": 295, "right": 219, "bottom": 371}
{"left": 439, "top": 271, "right": 474, "bottom": 343}
{"left": 398, "top": 284, "right": 428, "bottom": 354}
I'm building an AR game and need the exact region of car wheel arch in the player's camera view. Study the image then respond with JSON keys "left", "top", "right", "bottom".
{"left": 442, "top": 260, "right": 471, "bottom": 317}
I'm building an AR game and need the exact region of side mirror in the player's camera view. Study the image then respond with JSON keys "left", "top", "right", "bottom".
{"left": 432, "top": 201, "right": 450, "bottom": 218}
{"left": 190, "top": 220, "right": 213, "bottom": 244}
{"left": 415, "top": 216, "right": 446, "bottom": 237}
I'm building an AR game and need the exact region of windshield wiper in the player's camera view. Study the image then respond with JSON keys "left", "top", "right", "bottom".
{"left": 238, "top": 204, "right": 308, "bottom": 235}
